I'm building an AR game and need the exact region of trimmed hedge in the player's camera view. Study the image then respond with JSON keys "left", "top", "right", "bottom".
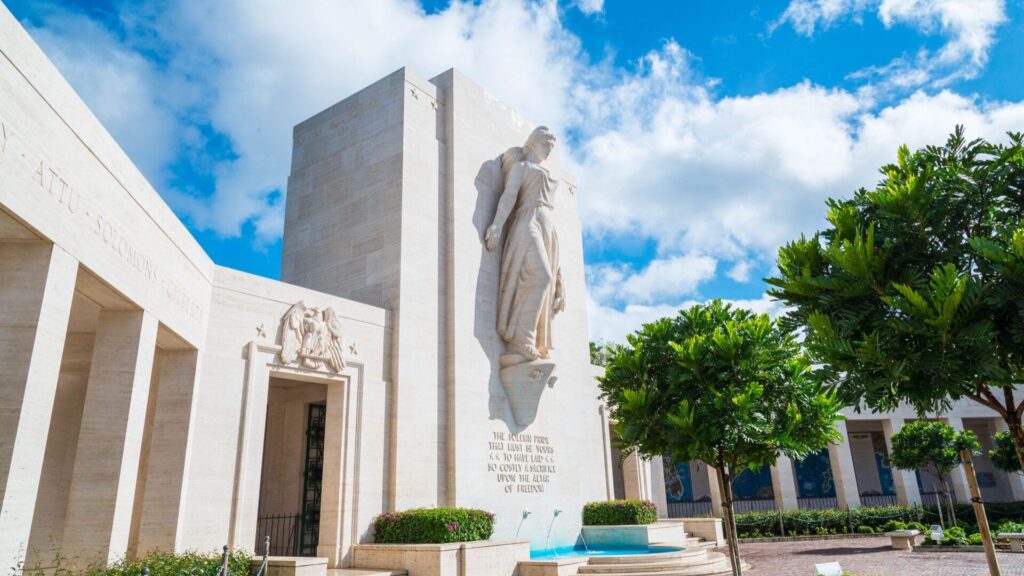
{"left": 372, "top": 507, "right": 495, "bottom": 544}
{"left": 22, "top": 549, "right": 252, "bottom": 576}
{"left": 583, "top": 500, "right": 658, "bottom": 526}
{"left": 735, "top": 506, "right": 923, "bottom": 538}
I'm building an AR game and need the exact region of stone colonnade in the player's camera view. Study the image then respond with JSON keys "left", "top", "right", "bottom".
{"left": 623, "top": 417, "right": 1024, "bottom": 515}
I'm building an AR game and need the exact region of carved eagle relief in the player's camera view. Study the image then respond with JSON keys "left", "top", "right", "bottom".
{"left": 278, "top": 301, "right": 346, "bottom": 372}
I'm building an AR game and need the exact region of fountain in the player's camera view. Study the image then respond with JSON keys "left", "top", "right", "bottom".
{"left": 543, "top": 509, "right": 562, "bottom": 554}
{"left": 516, "top": 509, "right": 532, "bottom": 538}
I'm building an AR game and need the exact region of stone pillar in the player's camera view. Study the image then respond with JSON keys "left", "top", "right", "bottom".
{"left": 881, "top": 418, "right": 922, "bottom": 506}
{"left": 621, "top": 452, "right": 650, "bottom": 501}
{"left": 827, "top": 420, "right": 862, "bottom": 509}
{"left": 943, "top": 417, "right": 972, "bottom": 505}
{"left": 600, "top": 407, "right": 616, "bottom": 500}
{"left": 61, "top": 310, "right": 158, "bottom": 564}
{"left": 994, "top": 419, "right": 1024, "bottom": 501}
{"left": 771, "top": 455, "right": 799, "bottom": 510}
{"left": 705, "top": 463, "right": 723, "bottom": 516}
{"left": 135, "top": 350, "right": 201, "bottom": 554}
{"left": 649, "top": 457, "right": 669, "bottom": 518}
{"left": 0, "top": 243, "right": 77, "bottom": 569}
{"left": 318, "top": 379, "right": 350, "bottom": 567}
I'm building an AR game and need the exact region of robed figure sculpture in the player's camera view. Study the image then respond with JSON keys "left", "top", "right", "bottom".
{"left": 485, "top": 126, "right": 564, "bottom": 424}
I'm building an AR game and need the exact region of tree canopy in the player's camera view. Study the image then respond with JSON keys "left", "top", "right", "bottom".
{"left": 767, "top": 128, "right": 1024, "bottom": 468}
{"left": 889, "top": 420, "right": 980, "bottom": 524}
{"left": 599, "top": 300, "right": 843, "bottom": 576}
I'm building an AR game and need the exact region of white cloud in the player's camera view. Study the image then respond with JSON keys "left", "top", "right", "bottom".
{"left": 21, "top": 0, "right": 1024, "bottom": 345}
{"left": 587, "top": 254, "right": 717, "bottom": 305}
{"left": 727, "top": 260, "right": 753, "bottom": 283}
{"left": 587, "top": 293, "right": 787, "bottom": 343}
{"left": 774, "top": 0, "right": 1007, "bottom": 89}
{"left": 574, "top": 0, "right": 605, "bottom": 16}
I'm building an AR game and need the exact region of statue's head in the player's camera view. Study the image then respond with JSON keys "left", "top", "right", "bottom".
{"left": 524, "top": 126, "right": 556, "bottom": 163}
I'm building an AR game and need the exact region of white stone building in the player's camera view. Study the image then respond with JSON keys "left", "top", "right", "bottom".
{"left": 0, "top": 4, "right": 612, "bottom": 571}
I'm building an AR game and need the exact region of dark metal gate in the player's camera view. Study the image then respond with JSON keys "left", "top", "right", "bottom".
{"left": 255, "top": 402, "right": 325, "bottom": 556}
{"left": 299, "top": 403, "right": 325, "bottom": 556}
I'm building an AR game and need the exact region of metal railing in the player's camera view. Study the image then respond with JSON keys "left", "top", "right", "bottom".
{"left": 797, "top": 496, "right": 839, "bottom": 510}
{"left": 667, "top": 500, "right": 713, "bottom": 517}
{"left": 256, "top": 513, "right": 301, "bottom": 556}
{"left": 732, "top": 498, "right": 777, "bottom": 514}
{"left": 859, "top": 493, "right": 898, "bottom": 507}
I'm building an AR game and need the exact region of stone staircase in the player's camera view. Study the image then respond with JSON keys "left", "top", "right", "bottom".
{"left": 574, "top": 548, "right": 746, "bottom": 576}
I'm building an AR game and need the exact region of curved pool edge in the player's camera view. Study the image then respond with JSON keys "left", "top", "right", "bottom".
{"left": 526, "top": 545, "right": 685, "bottom": 560}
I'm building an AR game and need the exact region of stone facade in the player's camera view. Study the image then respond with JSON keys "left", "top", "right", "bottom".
{"left": 0, "top": 4, "right": 608, "bottom": 572}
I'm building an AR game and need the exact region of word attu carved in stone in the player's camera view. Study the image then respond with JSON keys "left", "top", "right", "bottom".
{"left": 278, "top": 301, "right": 346, "bottom": 372}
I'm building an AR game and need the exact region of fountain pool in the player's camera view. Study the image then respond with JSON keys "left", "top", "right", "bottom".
{"left": 529, "top": 545, "right": 684, "bottom": 560}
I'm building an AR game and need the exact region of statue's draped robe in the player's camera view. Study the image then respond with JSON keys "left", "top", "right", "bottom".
{"left": 497, "top": 160, "right": 560, "bottom": 358}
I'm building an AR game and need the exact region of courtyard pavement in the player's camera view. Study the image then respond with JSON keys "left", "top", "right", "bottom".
{"left": 738, "top": 536, "right": 1024, "bottom": 575}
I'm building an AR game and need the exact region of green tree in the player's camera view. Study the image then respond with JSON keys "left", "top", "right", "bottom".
{"left": 767, "top": 128, "right": 1024, "bottom": 470}
{"left": 889, "top": 420, "right": 980, "bottom": 525}
{"left": 590, "top": 340, "right": 618, "bottom": 366}
{"left": 989, "top": 431, "right": 1022, "bottom": 474}
{"left": 599, "top": 301, "right": 843, "bottom": 576}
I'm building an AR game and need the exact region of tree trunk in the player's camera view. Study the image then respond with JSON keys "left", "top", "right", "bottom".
{"left": 942, "top": 479, "right": 957, "bottom": 526}
{"left": 715, "top": 465, "right": 742, "bottom": 576}
{"left": 1006, "top": 417, "right": 1024, "bottom": 474}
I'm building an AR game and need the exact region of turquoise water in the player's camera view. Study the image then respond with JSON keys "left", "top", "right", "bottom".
{"left": 528, "top": 546, "right": 682, "bottom": 560}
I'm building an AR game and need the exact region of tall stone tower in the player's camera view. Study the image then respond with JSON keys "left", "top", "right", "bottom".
{"left": 281, "top": 67, "right": 611, "bottom": 549}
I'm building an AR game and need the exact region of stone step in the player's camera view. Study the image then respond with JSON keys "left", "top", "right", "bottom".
{"left": 586, "top": 549, "right": 698, "bottom": 565}
{"left": 579, "top": 554, "right": 713, "bottom": 573}
{"left": 577, "top": 553, "right": 743, "bottom": 576}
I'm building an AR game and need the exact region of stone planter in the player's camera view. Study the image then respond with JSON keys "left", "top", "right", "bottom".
{"left": 581, "top": 521, "right": 685, "bottom": 549}
{"left": 884, "top": 530, "right": 922, "bottom": 550}
{"left": 351, "top": 539, "right": 529, "bottom": 576}
{"left": 678, "top": 517, "right": 725, "bottom": 547}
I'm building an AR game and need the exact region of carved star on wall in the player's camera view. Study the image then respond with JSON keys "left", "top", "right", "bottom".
{"left": 410, "top": 88, "right": 419, "bottom": 99}
{"left": 256, "top": 323, "right": 267, "bottom": 338}
{"left": 349, "top": 343, "right": 359, "bottom": 355}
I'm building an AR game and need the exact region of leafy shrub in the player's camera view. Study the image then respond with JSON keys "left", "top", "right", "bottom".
{"left": 969, "top": 533, "right": 984, "bottom": 545}
{"left": 881, "top": 520, "right": 907, "bottom": 532}
{"left": 856, "top": 525, "right": 874, "bottom": 534}
{"left": 583, "top": 500, "right": 658, "bottom": 526}
{"left": 373, "top": 507, "right": 494, "bottom": 544}
{"left": 941, "top": 526, "right": 968, "bottom": 546}
{"left": 907, "top": 522, "right": 927, "bottom": 532}
{"left": 997, "top": 520, "right": 1024, "bottom": 534}
{"left": 21, "top": 549, "right": 253, "bottom": 576}
{"left": 732, "top": 505, "right": 923, "bottom": 538}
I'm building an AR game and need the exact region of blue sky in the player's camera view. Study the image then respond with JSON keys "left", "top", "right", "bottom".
{"left": 7, "top": 0, "right": 1024, "bottom": 341}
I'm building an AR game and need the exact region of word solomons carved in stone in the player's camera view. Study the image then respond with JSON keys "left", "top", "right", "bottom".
{"left": 278, "top": 301, "right": 347, "bottom": 372}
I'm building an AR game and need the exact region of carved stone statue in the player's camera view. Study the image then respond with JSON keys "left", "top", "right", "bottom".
{"left": 485, "top": 126, "right": 564, "bottom": 424}
{"left": 279, "top": 301, "right": 346, "bottom": 372}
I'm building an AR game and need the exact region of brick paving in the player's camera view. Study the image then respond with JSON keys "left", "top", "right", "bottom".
{"left": 737, "top": 536, "right": 1024, "bottom": 575}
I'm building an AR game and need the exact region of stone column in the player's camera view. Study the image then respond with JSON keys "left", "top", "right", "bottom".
{"left": 318, "top": 379, "right": 351, "bottom": 567}
{"left": 943, "top": 417, "right": 972, "bottom": 505}
{"left": 599, "top": 407, "right": 616, "bottom": 500}
{"left": 649, "top": 457, "right": 669, "bottom": 518}
{"left": 705, "top": 463, "right": 724, "bottom": 516}
{"left": 881, "top": 418, "right": 921, "bottom": 506}
{"left": 771, "top": 455, "right": 799, "bottom": 510}
{"left": 0, "top": 243, "right": 77, "bottom": 569}
{"left": 135, "top": 350, "right": 201, "bottom": 554}
{"left": 61, "top": 310, "right": 158, "bottom": 564}
{"left": 621, "top": 452, "right": 650, "bottom": 501}
{"left": 827, "top": 420, "right": 862, "bottom": 509}
{"left": 993, "top": 419, "right": 1024, "bottom": 501}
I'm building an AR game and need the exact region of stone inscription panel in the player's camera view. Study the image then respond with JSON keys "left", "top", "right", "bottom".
{"left": 487, "top": 431, "right": 557, "bottom": 494}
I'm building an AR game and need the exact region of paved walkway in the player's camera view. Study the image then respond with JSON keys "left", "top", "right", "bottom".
{"left": 738, "top": 536, "right": 1024, "bottom": 576}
